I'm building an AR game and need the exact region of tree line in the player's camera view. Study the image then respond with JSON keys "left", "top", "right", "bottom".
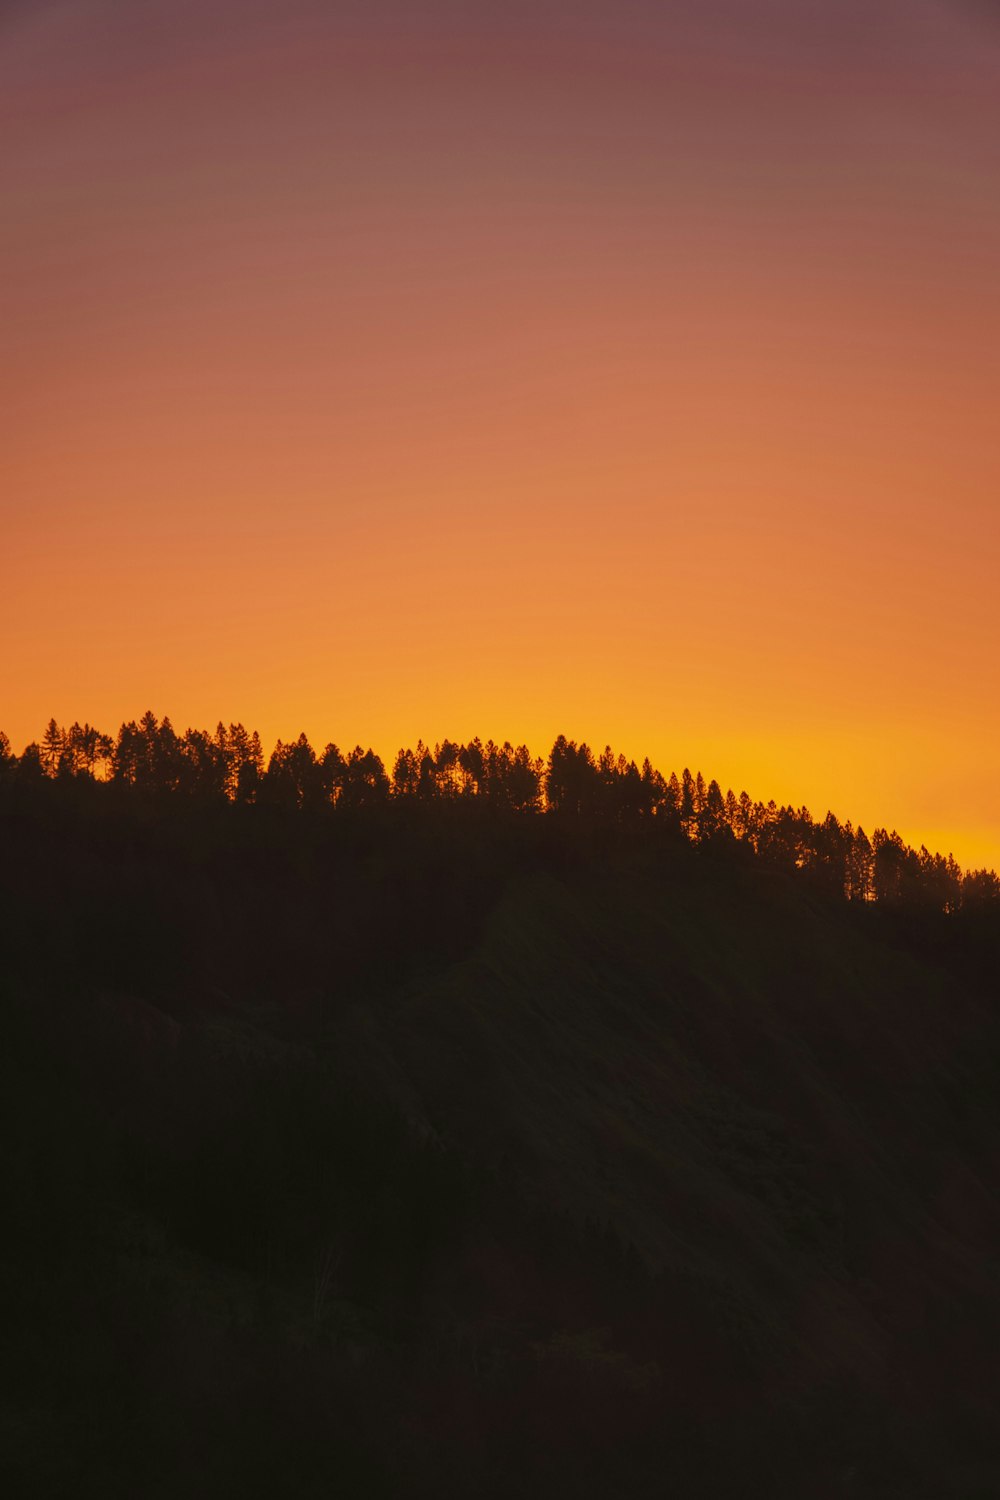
{"left": 1, "top": 713, "right": 997, "bottom": 912}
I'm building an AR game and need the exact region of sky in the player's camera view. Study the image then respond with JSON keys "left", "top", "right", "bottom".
{"left": 2, "top": 0, "right": 999, "bottom": 869}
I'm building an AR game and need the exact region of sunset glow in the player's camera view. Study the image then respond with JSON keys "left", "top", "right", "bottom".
{"left": 3, "top": 1, "right": 999, "bottom": 869}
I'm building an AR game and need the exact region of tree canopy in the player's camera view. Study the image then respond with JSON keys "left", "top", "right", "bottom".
{"left": 2, "top": 713, "right": 996, "bottom": 913}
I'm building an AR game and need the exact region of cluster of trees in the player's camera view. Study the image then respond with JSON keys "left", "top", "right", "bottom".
{"left": 2, "top": 714, "right": 997, "bottom": 912}
{"left": 0, "top": 714, "right": 544, "bottom": 814}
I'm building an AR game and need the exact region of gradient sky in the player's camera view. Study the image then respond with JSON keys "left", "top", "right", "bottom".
{"left": 3, "top": 0, "right": 999, "bottom": 868}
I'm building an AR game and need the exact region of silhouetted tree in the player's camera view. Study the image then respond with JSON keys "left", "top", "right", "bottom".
{"left": 14, "top": 742, "right": 45, "bottom": 785}
{"left": 505, "top": 744, "right": 543, "bottom": 813}
{"left": 547, "top": 737, "right": 599, "bottom": 816}
{"left": 65, "top": 722, "right": 113, "bottom": 779}
{"left": 40, "top": 718, "right": 65, "bottom": 777}
{"left": 847, "top": 827, "right": 874, "bottom": 903}
{"left": 459, "top": 738, "right": 486, "bottom": 797}
{"left": 699, "top": 779, "right": 728, "bottom": 843}
{"left": 434, "top": 740, "right": 463, "bottom": 798}
{"left": 340, "top": 747, "right": 389, "bottom": 809}
{"left": 181, "top": 726, "right": 227, "bottom": 799}
{"left": 873, "top": 829, "right": 909, "bottom": 905}
{"left": 392, "top": 746, "right": 419, "bottom": 798}
{"left": 320, "top": 742, "right": 346, "bottom": 805}
{"left": 804, "top": 812, "right": 849, "bottom": 899}
{"left": 236, "top": 732, "right": 264, "bottom": 804}
{"left": 225, "top": 723, "right": 265, "bottom": 803}
{"left": 680, "top": 769, "right": 696, "bottom": 835}
{"left": 639, "top": 759, "right": 666, "bottom": 820}
{"left": 265, "top": 734, "right": 321, "bottom": 810}
{"left": 962, "top": 867, "right": 1000, "bottom": 907}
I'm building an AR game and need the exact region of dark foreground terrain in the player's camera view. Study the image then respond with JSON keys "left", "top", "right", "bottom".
{"left": 2, "top": 792, "right": 999, "bottom": 1498}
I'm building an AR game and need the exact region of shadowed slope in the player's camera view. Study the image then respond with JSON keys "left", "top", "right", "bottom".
{"left": 2, "top": 809, "right": 999, "bottom": 1497}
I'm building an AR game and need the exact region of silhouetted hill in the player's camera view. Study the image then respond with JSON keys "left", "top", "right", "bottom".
{"left": 2, "top": 795, "right": 999, "bottom": 1497}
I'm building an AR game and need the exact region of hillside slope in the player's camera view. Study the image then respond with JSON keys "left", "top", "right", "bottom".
{"left": 2, "top": 810, "right": 999, "bottom": 1497}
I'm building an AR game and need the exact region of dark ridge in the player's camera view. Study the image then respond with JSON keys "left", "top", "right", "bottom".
{"left": 2, "top": 714, "right": 997, "bottom": 912}
{"left": 1, "top": 716, "right": 999, "bottom": 1497}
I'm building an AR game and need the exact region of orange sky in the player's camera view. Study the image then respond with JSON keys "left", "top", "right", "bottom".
{"left": 2, "top": 0, "right": 999, "bottom": 870}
